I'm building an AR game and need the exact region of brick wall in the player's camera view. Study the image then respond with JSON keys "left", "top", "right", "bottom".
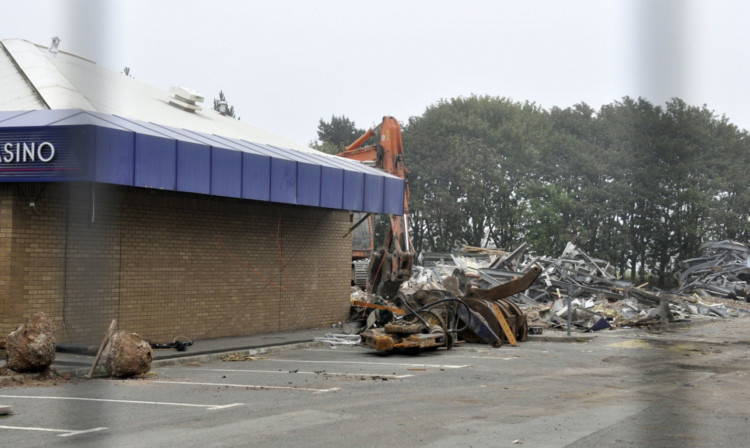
{"left": 0, "top": 183, "right": 353, "bottom": 344}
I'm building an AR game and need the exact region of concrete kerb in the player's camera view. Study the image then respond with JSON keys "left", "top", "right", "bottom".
{"left": 57, "top": 340, "right": 328, "bottom": 378}
{"left": 149, "top": 340, "right": 326, "bottom": 369}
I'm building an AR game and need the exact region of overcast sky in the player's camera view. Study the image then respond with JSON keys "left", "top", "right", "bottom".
{"left": 3, "top": 0, "right": 749, "bottom": 146}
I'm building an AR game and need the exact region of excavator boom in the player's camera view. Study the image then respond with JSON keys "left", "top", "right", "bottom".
{"left": 337, "top": 116, "right": 414, "bottom": 299}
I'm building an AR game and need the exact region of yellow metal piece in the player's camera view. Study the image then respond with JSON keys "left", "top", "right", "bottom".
{"left": 489, "top": 302, "right": 518, "bottom": 347}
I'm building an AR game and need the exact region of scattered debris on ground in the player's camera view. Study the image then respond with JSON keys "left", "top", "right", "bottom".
{"left": 345, "top": 240, "right": 750, "bottom": 354}
{"left": 221, "top": 352, "right": 263, "bottom": 362}
{"left": 0, "top": 365, "right": 75, "bottom": 388}
{"left": 101, "top": 331, "right": 153, "bottom": 378}
{"left": 314, "top": 334, "right": 361, "bottom": 346}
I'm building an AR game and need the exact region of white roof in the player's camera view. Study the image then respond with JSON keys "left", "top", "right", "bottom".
{"left": 0, "top": 38, "right": 310, "bottom": 152}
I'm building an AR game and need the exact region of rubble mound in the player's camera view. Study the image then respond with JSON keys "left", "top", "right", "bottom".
{"left": 101, "top": 331, "right": 153, "bottom": 377}
{"left": 5, "top": 312, "right": 56, "bottom": 373}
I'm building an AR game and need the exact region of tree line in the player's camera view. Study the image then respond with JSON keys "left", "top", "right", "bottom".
{"left": 314, "top": 96, "right": 750, "bottom": 286}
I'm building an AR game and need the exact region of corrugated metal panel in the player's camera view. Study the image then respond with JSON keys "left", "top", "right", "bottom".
{"left": 176, "top": 141, "right": 210, "bottom": 194}
{"left": 2, "top": 40, "right": 93, "bottom": 110}
{"left": 270, "top": 158, "right": 298, "bottom": 205}
{"left": 364, "top": 175, "right": 385, "bottom": 213}
{"left": 0, "top": 42, "right": 47, "bottom": 110}
{"left": 93, "top": 126, "right": 135, "bottom": 185}
{"left": 134, "top": 133, "right": 176, "bottom": 189}
{"left": 242, "top": 152, "right": 271, "bottom": 201}
{"left": 320, "top": 166, "right": 344, "bottom": 210}
{"left": 296, "top": 162, "right": 322, "bottom": 207}
{"left": 342, "top": 171, "right": 365, "bottom": 211}
{"left": 210, "top": 147, "right": 242, "bottom": 198}
{"left": 1, "top": 39, "right": 310, "bottom": 151}
{"left": 383, "top": 177, "right": 405, "bottom": 215}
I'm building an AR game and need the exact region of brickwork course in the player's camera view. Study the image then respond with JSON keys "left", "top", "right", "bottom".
{"left": 0, "top": 182, "right": 353, "bottom": 344}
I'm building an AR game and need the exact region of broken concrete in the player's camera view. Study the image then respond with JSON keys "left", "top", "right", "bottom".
{"left": 5, "top": 312, "right": 56, "bottom": 373}
{"left": 101, "top": 331, "right": 153, "bottom": 377}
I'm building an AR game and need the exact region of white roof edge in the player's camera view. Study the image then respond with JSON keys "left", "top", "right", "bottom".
{"left": 3, "top": 39, "right": 95, "bottom": 110}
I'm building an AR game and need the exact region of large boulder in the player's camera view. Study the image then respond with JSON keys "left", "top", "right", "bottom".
{"left": 101, "top": 331, "right": 153, "bottom": 377}
{"left": 5, "top": 312, "right": 56, "bottom": 373}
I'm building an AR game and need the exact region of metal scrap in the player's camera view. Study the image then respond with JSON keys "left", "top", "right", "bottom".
{"left": 675, "top": 240, "right": 750, "bottom": 300}
{"left": 347, "top": 240, "right": 750, "bottom": 353}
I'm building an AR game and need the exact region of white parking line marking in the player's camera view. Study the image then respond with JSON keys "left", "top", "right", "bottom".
{"left": 156, "top": 380, "right": 339, "bottom": 393}
{"left": 471, "top": 356, "right": 516, "bottom": 360}
{"left": 258, "top": 359, "right": 469, "bottom": 369}
{"left": 0, "top": 425, "right": 107, "bottom": 437}
{"left": 59, "top": 427, "right": 109, "bottom": 437}
{"left": 173, "top": 367, "right": 413, "bottom": 380}
{"left": 0, "top": 394, "right": 241, "bottom": 411}
{"left": 206, "top": 403, "right": 244, "bottom": 411}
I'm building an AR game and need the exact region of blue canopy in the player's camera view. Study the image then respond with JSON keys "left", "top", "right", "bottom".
{"left": 0, "top": 109, "right": 405, "bottom": 215}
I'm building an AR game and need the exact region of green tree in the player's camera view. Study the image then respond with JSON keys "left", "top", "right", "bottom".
{"left": 311, "top": 115, "right": 365, "bottom": 155}
{"left": 213, "top": 90, "right": 237, "bottom": 118}
{"left": 404, "top": 95, "right": 547, "bottom": 252}
{"left": 319, "top": 95, "right": 750, "bottom": 282}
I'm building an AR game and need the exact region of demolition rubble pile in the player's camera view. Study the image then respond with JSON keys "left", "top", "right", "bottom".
{"left": 416, "top": 242, "right": 750, "bottom": 332}
{"left": 348, "top": 241, "right": 750, "bottom": 350}
{"left": 673, "top": 240, "right": 750, "bottom": 300}
{"left": 348, "top": 260, "right": 541, "bottom": 353}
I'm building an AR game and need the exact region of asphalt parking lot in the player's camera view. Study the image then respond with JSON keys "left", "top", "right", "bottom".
{"left": 2, "top": 317, "right": 750, "bottom": 447}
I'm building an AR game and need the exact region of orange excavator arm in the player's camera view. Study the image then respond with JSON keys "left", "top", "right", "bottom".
{"left": 337, "top": 116, "right": 415, "bottom": 299}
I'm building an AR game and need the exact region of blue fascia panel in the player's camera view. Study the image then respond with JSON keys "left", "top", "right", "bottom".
{"left": 176, "top": 141, "right": 210, "bottom": 194}
{"left": 296, "top": 162, "right": 321, "bottom": 207}
{"left": 342, "top": 171, "right": 365, "bottom": 211}
{"left": 211, "top": 147, "right": 242, "bottom": 198}
{"left": 0, "top": 109, "right": 80, "bottom": 127}
{"left": 0, "top": 124, "right": 91, "bottom": 182}
{"left": 143, "top": 121, "right": 209, "bottom": 145}
{"left": 232, "top": 139, "right": 292, "bottom": 160}
{"left": 93, "top": 126, "right": 134, "bottom": 185}
{"left": 0, "top": 111, "right": 401, "bottom": 214}
{"left": 270, "top": 158, "right": 297, "bottom": 205}
{"left": 320, "top": 166, "right": 343, "bottom": 209}
{"left": 242, "top": 152, "right": 271, "bottom": 201}
{"left": 134, "top": 133, "right": 176, "bottom": 189}
{"left": 0, "top": 110, "right": 32, "bottom": 123}
{"left": 106, "top": 115, "right": 177, "bottom": 139}
{"left": 383, "top": 177, "right": 405, "bottom": 215}
{"left": 363, "top": 174, "right": 385, "bottom": 214}
{"left": 267, "top": 143, "right": 328, "bottom": 166}
{"left": 54, "top": 111, "right": 130, "bottom": 132}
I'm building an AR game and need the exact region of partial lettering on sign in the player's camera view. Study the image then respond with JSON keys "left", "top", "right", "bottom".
{"left": 1, "top": 142, "right": 56, "bottom": 163}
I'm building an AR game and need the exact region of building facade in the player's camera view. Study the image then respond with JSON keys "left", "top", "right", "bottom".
{"left": 0, "top": 182, "right": 353, "bottom": 343}
{"left": 0, "top": 39, "right": 404, "bottom": 344}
